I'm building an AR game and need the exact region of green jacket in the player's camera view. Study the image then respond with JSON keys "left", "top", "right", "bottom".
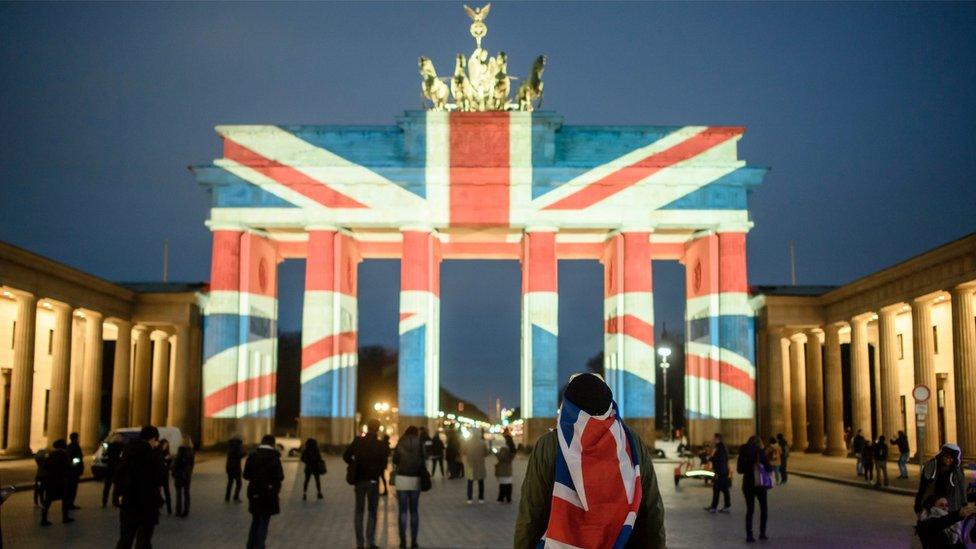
{"left": 514, "top": 430, "right": 666, "bottom": 549}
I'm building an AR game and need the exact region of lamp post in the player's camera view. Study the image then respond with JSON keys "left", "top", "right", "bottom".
{"left": 658, "top": 346, "right": 672, "bottom": 441}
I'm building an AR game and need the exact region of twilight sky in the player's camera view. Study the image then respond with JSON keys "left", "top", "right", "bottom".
{"left": 1, "top": 2, "right": 974, "bottom": 409}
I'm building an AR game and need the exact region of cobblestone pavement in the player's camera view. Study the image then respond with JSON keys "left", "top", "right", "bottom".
{"left": 1, "top": 453, "right": 918, "bottom": 548}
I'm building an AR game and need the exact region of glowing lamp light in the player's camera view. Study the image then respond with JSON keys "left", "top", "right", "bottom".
{"left": 373, "top": 402, "right": 391, "bottom": 413}
{"left": 1, "top": 291, "right": 12, "bottom": 298}
{"left": 657, "top": 347, "right": 672, "bottom": 359}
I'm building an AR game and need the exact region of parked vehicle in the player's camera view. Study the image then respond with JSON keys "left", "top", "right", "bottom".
{"left": 91, "top": 426, "right": 183, "bottom": 479}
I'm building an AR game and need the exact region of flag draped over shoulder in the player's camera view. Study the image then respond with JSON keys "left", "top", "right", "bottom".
{"left": 539, "top": 399, "right": 643, "bottom": 549}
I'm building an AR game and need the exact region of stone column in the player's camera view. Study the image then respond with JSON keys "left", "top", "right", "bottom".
{"left": 69, "top": 315, "right": 86, "bottom": 433}
{"left": 4, "top": 290, "right": 36, "bottom": 455}
{"left": 130, "top": 327, "right": 152, "bottom": 426}
{"left": 951, "top": 285, "right": 976, "bottom": 458}
{"left": 150, "top": 330, "right": 171, "bottom": 426}
{"left": 911, "top": 297, "right": 940, "bottom": 458}
{"left": 805, "top": 329, "right": 825, "bottom": 452}
{"left": 850, "top": 315, "right": 872, "bottom": 438}
{"left": 46, "top": 302, "right": 74, "bottom": 444}
{"left": 399, "top": 229, "right": 441, "bottom": 436}
{"left": 766, "top": 329, "right": 790, "bottom": 440}
{"left": 823, "top": 323, "right": 846, "bottom": 455}
{"left": 788, "top": 333, "right": 808, "bottom": 451}
{"left": 168, "top": 325, "right": 192, "bottom": 435}
{"left": 79, "top": 311, "right": 104, "bottom": 452}
{"left": 602, "top": 231, "right": 655, "bottom": 446}
{"left": 878, "top": 305, "right": 903, "bottom": 441}
{"left": 110, "top": 320, "right": 132, "bottom": 430}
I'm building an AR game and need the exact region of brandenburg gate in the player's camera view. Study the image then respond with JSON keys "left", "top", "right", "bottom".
{"left": 191, "top": 5, "right": 767, "bottom": 447}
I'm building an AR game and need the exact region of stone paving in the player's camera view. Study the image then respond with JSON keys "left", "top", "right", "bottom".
{"left": 1, "top": 452, "right": 920, "bottom": 548}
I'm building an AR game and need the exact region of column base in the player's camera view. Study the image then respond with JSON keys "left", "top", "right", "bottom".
{"left": 686, "top": 418, "right": 722, "bottom": 446}
{"left": 721, "top": 418, "right": 754, "bottom": 448}
{"left": 299, "top": 417, "right": 357, "bottom": 449}
{"left": 201, "top": 417, "right": 273, "bottom": 449}
{"left": 805, "top": 445, "right": 826, "bottom": 453}
{"left": 625, "top": 417, "right": 656, "bottom": 449}
{"left": 823, "top": 447, "right": 847, "bottom": 457}
{"left": 523, "top": 417, "right": 556, "bottom": 450}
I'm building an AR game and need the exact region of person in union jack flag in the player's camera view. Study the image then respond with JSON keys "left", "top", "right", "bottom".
{"left": 514, "top": 373, "right": 666, "bottom": 549}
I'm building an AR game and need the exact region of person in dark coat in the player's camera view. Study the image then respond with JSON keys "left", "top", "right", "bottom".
{"left": 704, "top": 433, "right": 731, "bottom": 513}
{"left": 243, "top": 434, "right": 284, "bottom": 549}
{"left": 852, "top": 429, "right": 866, "bottom": 476}
{"left": 33, "top": 447, "right": 48, "bottom": 507}
{"left": 172, "top": 439, "right": 195, "bottom": 518}
{"left": 873, "top": 434, "right": 889, "bottom": 487}
{"left": 66, "top": 432, "right": 83, "bottom": 510}
{"left": 503, "top": 427, "right": 517, "bottom": 455}
{"left": 157, "top": 439, "right": 173, "bottom": 515}
{"left": 737, "top": 436, "right": 771, "bottom": 543}
{"left": 102, "top": 433, "right": 125, "bottom": 508}
{"left": 916, "top": 444, "right": 968, "bottom": 515}
{"left": 380, "top": 433, "right": 392, "bottom": 496}
{"left": 891, "top": 431, "right": 911, "bottom": 479}
{"left": 300, "top": 438, "right": 325, "bottom": 500}
{"left": 344, "top": 418, "right": 390, "bottom": 549}
{"left": 113, "top": 425, "right": 167, "bottom": 549}
{"left": 429, "top": 431, "right": 446, "bottom": 477}
{"left": 775, "top": 433, "right": 789, "bottom": 485}
{"left": 393, "top": 426, "right": 426, "bottom": 548}
{"left": 40, "top": 439, "right": 72, "bottom": 526}
{"left": 446, "top": 428, "right": 462, "bottom": 479}
{"left": 915, "top": 495, "right": 976, "bottom": 548}
{"left": 861, "top": 438, "right": 875, "bottom": 484}
{"left": 225, "top": 435, "right": 245, "bottom": 502}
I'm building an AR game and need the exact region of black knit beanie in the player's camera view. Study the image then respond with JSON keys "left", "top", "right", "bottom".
{"left": 564, "top": 373, "right": 613, "bottom": 416}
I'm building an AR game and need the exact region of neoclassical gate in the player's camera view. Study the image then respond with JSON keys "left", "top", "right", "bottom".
{"left": 191, "top": 7, "right": 767, "bottom": 447}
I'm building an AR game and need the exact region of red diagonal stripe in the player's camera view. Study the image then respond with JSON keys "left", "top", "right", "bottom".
{"left": 301, "top": 331, "right": 358, "bottom": 369}
{"left": 223, "top": 138, "right": 367, "bottom": 209}
{"left": 544, "top": 127, "right": 744, "bottom": 210}
{"left": 604, "top": 314, "right": 654, "bottom": 344}
{"left": 204, "top": 373, "right": 277, "bottom": 417}
{"left": 685, "top": 353, "right": 755, "bottom": 398}
{"left": 399, "top": 312, "right": 416, "bottom": 323}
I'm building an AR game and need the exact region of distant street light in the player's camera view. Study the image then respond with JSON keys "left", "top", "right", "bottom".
{"left": 658, "top": 346, "right": 672, "bottom": 441}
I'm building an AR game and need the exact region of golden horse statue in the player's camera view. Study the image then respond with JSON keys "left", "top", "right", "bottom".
{"left": 451, "top": 53, "right": 476, "bottom": 112}
{"left": 418, "top": 57, "right": 449, "bottom": 111}
{"left": 516, "top": 55, "right": 546, "bottom": 111}
{"left": 492, "top": 52, "right": 513, "bottom": 110}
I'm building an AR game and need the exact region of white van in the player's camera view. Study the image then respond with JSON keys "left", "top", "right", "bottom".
{"left": 91, "top": 426, "right": 183, "bottom": 479}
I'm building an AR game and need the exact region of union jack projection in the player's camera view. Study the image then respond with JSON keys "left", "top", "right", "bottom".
{"left": 193, "top": 110, "right": 766, "bottom": 444}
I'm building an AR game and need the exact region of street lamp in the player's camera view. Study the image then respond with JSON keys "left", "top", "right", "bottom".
{"left": 658, "top": 346, "right": 672, "bottom": 441}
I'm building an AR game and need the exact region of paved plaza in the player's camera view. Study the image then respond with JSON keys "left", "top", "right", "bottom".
{"left": 1, "top": 452, "right": 919, "bottom": 548}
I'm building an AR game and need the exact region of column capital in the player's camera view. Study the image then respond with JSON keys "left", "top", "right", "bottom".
{"left": 804, "top": 328, "right": 824, "bottom": 342}
{"left": 879, "top": 303, "right": 904, "bottom": 316}
{"left": 850, "top": 312, "right": 873, "bottom": 325}
{"left": 106, "top": 317, "right": 132, "bottom": 329}
{"left": 951, "top": 282, "right": 976, "bottom": 295}
{"left": 787, "top": 330, "right": 808, "bottom": 343}
{"left": 825, "top": 321, "right": 848, "bottom": 335}
{"left": 912, "top": 291, "right": 945, "bottom": 306}
{"left": 2, "top": 287, "right": 35, "bottom": 303}
{"left": 75, "top": 308, "right": 103, "bottom": 321}
{"left": 716, "top": 221, "right": 754, "bottom": 234}
{"left": 206, "top": 221, "right": 246, "bottom": 232}
{"left": 305, "top": 224, "right": 340, "bottom": 232}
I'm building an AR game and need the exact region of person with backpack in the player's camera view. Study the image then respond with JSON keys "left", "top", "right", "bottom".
{"left": 172, "top": 438, "right": 195, "bottom": 518}
{"left": 113, "top": 426, "right": 167, "bottom": 548}
{"left": 873, "top": 434, "right": 890, "bottom": 487}
{"left": 243, "top": 434, "right": 284, "bottom": 549}
{"left": 393, "top": 426, "right": 427, "bottom": 548}
{"left": 225, "top": 435, "right": 245, "bottom": 503}
{"left": 775, "top": 434, "right": 790, "bottom": 485}
{"left": 737, "top": 436, "right": 772, "bottom": 543}
{"left": 344, "top": 418, "right": 390, "bottom": 549}
{"left": 300, "top": 438, "right": 326, "bottom": 501}
{"left": 39, "top": 439, "right": 72, "bottom": 526}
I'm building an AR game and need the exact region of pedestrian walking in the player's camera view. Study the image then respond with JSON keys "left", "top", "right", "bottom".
{"left": 66, "top": 432, "right": 83, "bottom": 510}
{"left": 243, "top": 434, "right": 284, "bottom": 549}
{"left": 464, "top": 428, "right": 489, "bottom": 504}
{"left": 225, "top": 435, "right": 245, "bottom": 503}
{"left": 39, "top": 439, "right": 72, "bottom": 526}
{"left": 873, "top": 435, "right": 889, "bottom": 487}
{"left": 113, "top": 426, "right": 167, "bottom": 549}
{"left": 852, "top": 429, "right": 866, "bottom": 476}
{"left": 102, "top": 433, "right": 124, "bottom": 508}
{"left": 775, "top": 433, "right": 789, "bottom": 485}
{"left": 300, "top": 438, "right": 326, "bottom": 500}
{"left": 380, "top": 433, "right": 392, "bottom": 497}
{"left": 503, "top": 427, "right": 516, "bottom": 455}
{"left": 393, "top": 426, "right": 426, "bottom": 548}
{"left": 891, "top": 431, "right": 910, "bottom": 479}
{"left": 704, "top": 433, "right": 731, "bottom": 513}
{"left": 915, "top": 444, "right": 967, "bottom": 515}
{"left": 915, "top": 495, "right": 976, "bottom": 548}
{"left": 844, "top": 426, "right": 853, "bottom": 451}
{"left": 343, "top": 418, "right": 390, "bottom": 549}
{"left": 172, "top": 438, "right": 195, "bottom": 518}
{"left": 736, "top": 436, "right": 772, "bottom": 543}
{"left": 446, "top": 428, "right": 462, "bottom": 479}
{"left": 494, "top": 445, "right": 514, "bottom": 504}
{"left": 765, "top": 438, "right": 782, "bottom": 485}
{"left": 514, "top": 373, "right": 665, "bottom": 549}
{"left": 429, "top": 431, "right": 446, "bottom": 478}
{"left": 861, "top": 438, "right": 874, "bottom": 484}
{"left": 33, "top": 447, "right": 48, "bottom": 507}
{"left": 158, "top": 439, "right": 173, "bottom": 515}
